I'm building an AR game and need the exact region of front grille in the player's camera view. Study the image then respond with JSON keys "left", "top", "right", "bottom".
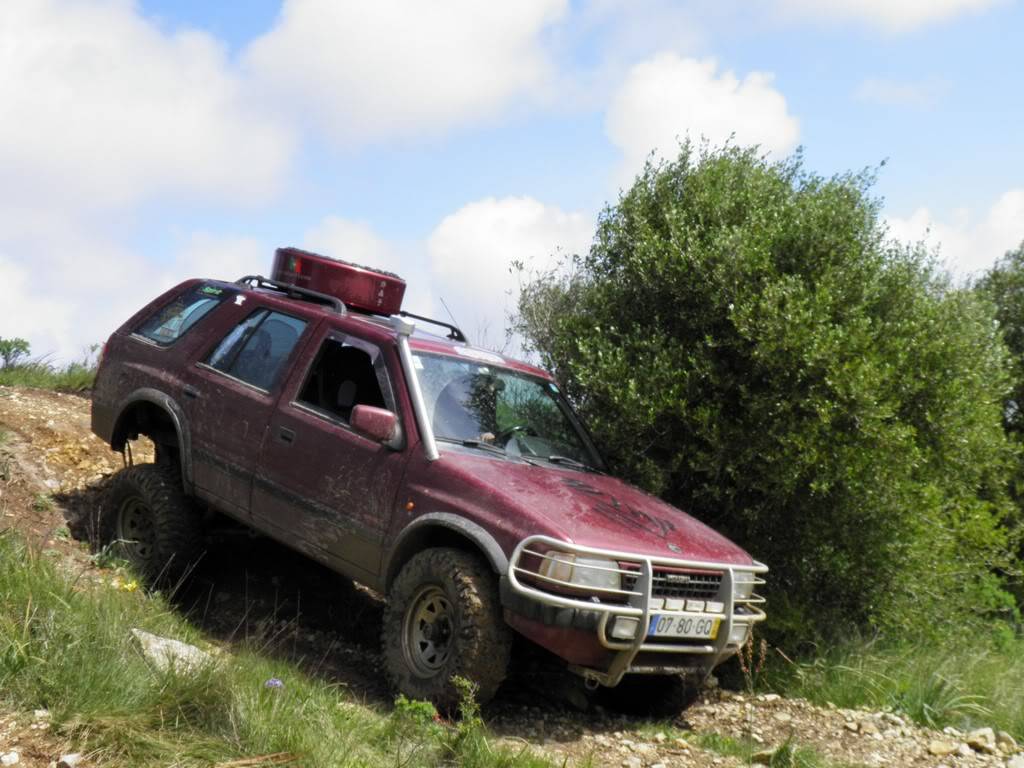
{"left": 622, "top": 569, "right": 722, "bottom": 600}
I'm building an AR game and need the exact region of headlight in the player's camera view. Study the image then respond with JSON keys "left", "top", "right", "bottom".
{"left": 733, "top": 572, "right": 756, "bottom": 601}
{"left": 539, "top": 551, "right": 621, "bottom": 592}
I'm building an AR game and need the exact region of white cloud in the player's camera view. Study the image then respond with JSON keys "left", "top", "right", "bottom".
{"left": 775, "top": 0, "right": 1005, "bottom": 31}
{"left": 605, "top": 54, "right": 800, "bottom": 185}
{"left": 427, "top": 197, "right": 592, "bottom": 350}
{"left": 0, "top": 0, "right": 293, "bottom": 211}
{"left": 243, "top": 0, "right": 567, "bottom": 146}
{"left": 294, "top": 199, "right": 593, "bottom": 353}
{"left": 302, "top": 217, "right": 435, "bottom": 316}
{"left": 0, "top": 224, "right": 271, "bottom": 362}
{"left": 854, "top": 78, "right": 948, "bottom": 108}
{"left": 887, "top": 188, "right": 1024, "bottom": 277}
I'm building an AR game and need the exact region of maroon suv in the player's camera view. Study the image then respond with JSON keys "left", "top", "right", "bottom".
{"left": 91, "top": 248, "right": 766, "bottom": 709}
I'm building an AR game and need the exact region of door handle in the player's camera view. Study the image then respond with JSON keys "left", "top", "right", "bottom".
{"left": 183, "top": 385, "right": 200, "bottom": 399}
{"left": 279, "top": 427, "right": 296, "bottom": 445}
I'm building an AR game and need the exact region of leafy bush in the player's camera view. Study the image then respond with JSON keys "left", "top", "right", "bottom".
{"left": 515, "top": 143, "right": 1020, "bottom": 642}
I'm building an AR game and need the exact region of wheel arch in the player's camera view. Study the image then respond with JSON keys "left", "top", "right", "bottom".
{"left": 382, "top": 513, "right": 509, "bottom": 591}
{"left": 110, "top": 388, "right": 194, "bottom": 493}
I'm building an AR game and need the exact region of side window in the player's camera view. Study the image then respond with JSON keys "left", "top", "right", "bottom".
{"left": 136, "top": 284, "right": 229, "bottom": 346}
{"left": 206, "top": 309, "right": 308, "bottom": 391}
{"left": 298, "top": 336, "right": 395, "bottom": 424}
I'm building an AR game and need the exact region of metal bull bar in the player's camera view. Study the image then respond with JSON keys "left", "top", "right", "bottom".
{"left": 506, "top": 534, "right": 767, "bottom": 687}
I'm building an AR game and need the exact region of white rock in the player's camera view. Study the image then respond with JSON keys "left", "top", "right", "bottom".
{"left": 969, "top": 727, "right": 998, "bottom": 754}
{"left": 0, "top": 752, "right": 19, "bottom": 766}
{"left": 957, "top": 743, "right": 974, "bottom": 758}
{"left": 998, "top": 732, "right": 1019, "bottom": 753}
{"left": 929, "top": 740, "right": 959, "bottom": 756}
{"left": 32, "top": 709, "right": 50, "bottom": 721}
{"left": 57, "top": 755, "right": 83, "bottom": 768}
{"left": 131, "top": 628, "right": 213, "bottom": 674}
{"left": 760, "top": 693, "right": 781, "bottom": 702}
{"left": 1006, "top": 756, "right": 1024, "bottom": 768}
{"left": 774, "top": 712, "right": 793, "bottom": 723}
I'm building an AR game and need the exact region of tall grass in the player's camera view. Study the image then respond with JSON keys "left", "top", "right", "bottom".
{"left": 766, "top": 637, "right": 1024, "bottom": 739}
{"left": 0, "top": 532, "right": 549, "bottom": 767}
{"left": 0, "top": 356, "right": 96, "bottom": 391}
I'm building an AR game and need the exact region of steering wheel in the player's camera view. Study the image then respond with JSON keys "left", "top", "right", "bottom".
{"left": 495, "top": 423, "right": 538, "bottom": 446}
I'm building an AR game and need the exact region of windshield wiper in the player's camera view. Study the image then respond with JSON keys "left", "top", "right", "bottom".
{"left": 437, "top": 437, "right": 541, "bottom": 466}
{"left": 437, "top": 437, "right": 507, "bottom": 457}
{"left": 545, "top": 455, "right": 602, "bottom": 473}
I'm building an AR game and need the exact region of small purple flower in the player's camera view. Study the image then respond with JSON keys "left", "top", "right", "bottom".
{"left": 264, "top": 677, "right": 284, "bottom": 689}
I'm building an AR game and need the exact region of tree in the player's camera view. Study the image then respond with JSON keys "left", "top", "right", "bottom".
{"left": 0, "top": 338, "right": 30, "bottom": 368}
{"left": 515, "top": 144, "right": 1019, "bottom": 642}
{"left": 977, "top": 241, "right": 1024, "bottom": 437}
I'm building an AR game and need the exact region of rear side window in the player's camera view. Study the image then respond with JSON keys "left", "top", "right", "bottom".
{"left": 206, "top": 309, "right": 307, "bottom": 391}
{"left": 136, "top": 284, "right": 229, "bottom": 346}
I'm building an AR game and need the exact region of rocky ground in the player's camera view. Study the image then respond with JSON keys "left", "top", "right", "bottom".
{"left": 0, "top": 386, "right": 1022, "bottom": 768}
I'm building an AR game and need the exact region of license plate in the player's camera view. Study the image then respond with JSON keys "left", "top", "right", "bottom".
{"left": 647, "top": 613, "right": 720, "bottom": 640}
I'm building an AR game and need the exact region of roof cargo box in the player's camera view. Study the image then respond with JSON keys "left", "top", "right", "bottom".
{"left": 271, "top": 246, "right": 406, "bottom": 316}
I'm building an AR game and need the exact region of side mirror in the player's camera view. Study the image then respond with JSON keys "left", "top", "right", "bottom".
{"left": 350, "top": 405, "right": 398, "bottom": 444}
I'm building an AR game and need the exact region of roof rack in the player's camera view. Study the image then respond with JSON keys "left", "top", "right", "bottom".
{"left": 236, "top": 275, "right": 347, "bottom": 315}
{"left": 398, "top": 311, "right": 467, "bottom": 343}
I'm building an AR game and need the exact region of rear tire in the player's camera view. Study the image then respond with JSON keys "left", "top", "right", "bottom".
{"left": 99, "top": 463, "right": 203, "bottom": 584}
{"left": 382, "top": 548, "right": 511, "bottom": 712}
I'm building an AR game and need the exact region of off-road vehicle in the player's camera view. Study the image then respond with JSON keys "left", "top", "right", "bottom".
{"left": 92, "top": 247, "right": 767, "bottom": 709}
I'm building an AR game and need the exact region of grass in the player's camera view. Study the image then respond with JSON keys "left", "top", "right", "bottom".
{"left": 764, "top": 636, "right": 1024, "bottom": 740}
{"left": 0, "top": 348, "right": 98, "bottom": 392}
{"left": 0, "top": 532, "right": 552, "bottom": 768}
{"left": 692, "top": 732, "right": 838, "bottom": 767}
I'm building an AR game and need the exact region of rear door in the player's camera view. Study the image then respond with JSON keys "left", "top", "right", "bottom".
{"left": 252, "top": 324, "right": 409, "bottom": 581}
{"left": 182, "top": 305, "right": 314, "bottom": 517}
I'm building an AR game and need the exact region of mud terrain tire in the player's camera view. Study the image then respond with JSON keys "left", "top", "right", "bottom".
{"left": 100, "top": 463, "right": 203, "bottom": 584}
{"left": 382, "top": 548, "right": 511, "bottom": 711}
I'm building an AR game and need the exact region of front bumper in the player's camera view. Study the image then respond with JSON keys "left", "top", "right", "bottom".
{"left": 505, "top": 535, "right": 767, "bottom": 687}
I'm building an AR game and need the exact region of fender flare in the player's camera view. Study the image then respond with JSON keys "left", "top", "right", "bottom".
{"left": 383, "top": 512, "right": 509, "bottom": 589}
{"left": 112, "top": 388, "right": 194, "bottom": 493}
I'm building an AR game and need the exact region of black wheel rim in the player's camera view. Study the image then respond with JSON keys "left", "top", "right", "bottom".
{"left": 402, "top": 585, "right": 454, "bottom": 677}
{"left": 116, "top": 495, "right": 156, "bottom": 567}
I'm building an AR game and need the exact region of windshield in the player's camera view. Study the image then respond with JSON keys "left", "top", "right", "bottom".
{"left": 413, "top": 352, "right": 602, "bottom": 468}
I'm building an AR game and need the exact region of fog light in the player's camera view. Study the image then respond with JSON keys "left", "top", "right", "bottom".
{"left": 729, "top": 622, "right": 751, "bottom": 646}
{"left": 610, "top": 617, "right": 639, "bottom": 640}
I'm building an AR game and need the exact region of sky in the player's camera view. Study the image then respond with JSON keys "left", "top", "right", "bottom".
{"left": 1, "top": 0, "right": 1022, "bottom": 361}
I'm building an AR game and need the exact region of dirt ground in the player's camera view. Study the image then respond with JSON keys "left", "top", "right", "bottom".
{"left": 1, "top": 386, "right": 1021, "bottom": 768}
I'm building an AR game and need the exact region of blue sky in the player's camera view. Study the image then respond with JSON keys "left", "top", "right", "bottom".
{"left": 1, "top": 0, "right": 1022, "bottom": 360}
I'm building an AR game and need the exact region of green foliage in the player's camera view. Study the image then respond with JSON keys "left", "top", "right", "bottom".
{"left": 515, "top": 143, "right": 1020, "bottom": 641}
{"left": 766, "top": 637, "right": 1024, "bottom": 740}
{"left": 0, "top": 338, "right": 30, "bottom": 368}
{"left": 0, "top": 532, "right": 550, "bottom": 768}
{"left": 977, "top": 241, "right": 1024, "bottom": 437}
{"left": 0, "top": 343, "right": 98, "bottom": 391}
{"left": 977, "top": 242, "right": 1024, "bottom": 554}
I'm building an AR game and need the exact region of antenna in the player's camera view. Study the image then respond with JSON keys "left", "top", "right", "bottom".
{"left": 439, "top": 297, "right": 466, "bottom": 343}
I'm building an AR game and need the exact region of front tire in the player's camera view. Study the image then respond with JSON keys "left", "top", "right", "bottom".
{"left": 382, "top": 548, "right": 511, "bottom": 711}
{"left": 99, "top": 463, "right": 203, "bottom": 584}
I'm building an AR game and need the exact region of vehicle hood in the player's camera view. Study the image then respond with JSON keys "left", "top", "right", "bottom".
{"left": 428, "top": 450, "right": 755, "bottom": 565}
